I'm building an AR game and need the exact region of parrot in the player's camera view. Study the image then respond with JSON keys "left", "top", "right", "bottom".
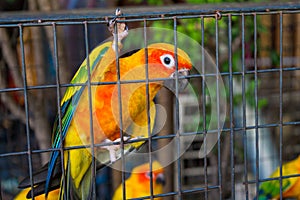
{"left": 256, "top": 155, "right": 300, "bottom": 200}
{"left": 18, "top": 16, "right": 193, "bottom": 200}
{"left": 113, "top": 161, "right": 165, "bottom": 200}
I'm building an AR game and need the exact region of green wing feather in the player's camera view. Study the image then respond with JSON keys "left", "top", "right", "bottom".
{"left": 257, "top": 156, "right": 300, "bottom": 199}
{"left": 45, "top": 41, "right": 112, "bottom": 197}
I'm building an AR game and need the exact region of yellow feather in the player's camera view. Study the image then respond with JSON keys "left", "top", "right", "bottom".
{"left": 14, "top": 188, "right": 59, "bottom": 200}
{"left": 113, "top": 161, "right": 164, "bottom": 200}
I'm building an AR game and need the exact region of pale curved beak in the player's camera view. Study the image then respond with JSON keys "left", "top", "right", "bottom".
{"left": 163, "top": 69, "right": 190, "bottom": 92}
{"left": 156, "top": 173, "right": 166, "bottom": 186}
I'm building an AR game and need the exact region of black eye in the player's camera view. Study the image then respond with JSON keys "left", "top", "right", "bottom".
{"left": 164, "top": 57, "right": 171, "bottom": 65}
{"left": 160, "top": 54, "right": 175, "bottom": 69}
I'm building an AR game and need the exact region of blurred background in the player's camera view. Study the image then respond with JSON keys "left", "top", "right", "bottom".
{"left": 0, "top": 0, "right": 300, "bottom": 199}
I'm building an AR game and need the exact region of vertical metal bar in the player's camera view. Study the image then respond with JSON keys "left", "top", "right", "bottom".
{"left": 228, "top": 14, "right": 235, "bottom": 199}
{"left": 19, "top": 24, "right": 35, "bottom": 199}
{"left": 0, "top": 178, "right": 1, "bottom": 200}
{"left": 278, "top": 11, "right": 283, "bottom": 200}
{"left": 241, "top": 13, "right": 249, "bottom": 200}
{"left": 143, "top": 18, "right": 154, "bottom": 200}
{"left": 253, "top": 13, "right": 260, "bottom": 198}
{"left": 113, "top": 20, "right": 126, "bottom": 200}
{"left": 173, "top": 16, "right": 182, "bottom": 200}
{"left": 201, "top": 16, "right": 208, "bottom": 200}
{"left": 52, "top": 22, "right": 67, "bottom": 200}
{"left": 215, "top": 13, "right": 222, "bottom": 200}
{"left": 84, "top": 21, "right": 97, "bottom": 200}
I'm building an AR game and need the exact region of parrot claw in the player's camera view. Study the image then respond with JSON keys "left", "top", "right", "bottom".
{"left": 107, "top": 8, "right": 128, "bottom": 52}
{"left": 102, "top": 137, "right": 130, "bottom": 163}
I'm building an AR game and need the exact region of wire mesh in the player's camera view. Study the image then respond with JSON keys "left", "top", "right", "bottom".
{"left": 0, "top": 2, "right": 300, "bottom": 200}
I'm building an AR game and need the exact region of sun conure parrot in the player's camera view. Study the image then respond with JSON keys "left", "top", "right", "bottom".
{"left": 18, "top": 27, "right": 192, "bottom": 200}
{"left": 256, "top": 156, "right": 300, "bottom": 200}
{"left": 113, "top": 161, "right": 165, "bottom": 200}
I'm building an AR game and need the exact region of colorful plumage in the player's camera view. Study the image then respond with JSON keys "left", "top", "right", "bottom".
{"left": 113, "top": 161, "right": 165, "bottom": 200}
{"left": 18, "top": 38, "right": 192, "bottom": 199}
{"left": 14, "top": 188, "right": 59, "bottom": 200}
{"left": 256, "top": 156, "right": 300, "bottom": 200}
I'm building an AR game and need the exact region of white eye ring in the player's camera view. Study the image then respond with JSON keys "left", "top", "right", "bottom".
{"left": 145, "top": 172, "right": 151, "bottom": 179}
{"left": 160, "top": 54, "right": 175, "bottom": 69}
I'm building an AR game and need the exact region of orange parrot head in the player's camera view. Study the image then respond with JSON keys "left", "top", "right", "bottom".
{"left": 147, "top": 43, "right": 192, "bottom": 72}
{"left": 112, "top": 161, "right": 165, "bottom": 200}
{"left": 146, "top": 43, "right": 192, "bottom": 91}
{"left": 132, "top": 161, "right": 165, "bottom": 190}
{"left": 119, "top": 43, "right": 193, "bottom": 94}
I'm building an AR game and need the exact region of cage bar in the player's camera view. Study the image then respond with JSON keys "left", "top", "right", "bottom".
{"left": 0, "top": 2, "right": 299, "bottom": 200}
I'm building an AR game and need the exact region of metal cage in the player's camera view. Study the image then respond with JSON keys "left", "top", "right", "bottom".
{"left": 0, "top": 2, "right": 300, "bottom": 200}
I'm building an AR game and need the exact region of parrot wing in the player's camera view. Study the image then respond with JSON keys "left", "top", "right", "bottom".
{"left": 45, "top": 41, "right": 112, "bottom": 195}
{"left": 52, "top": 101, "right": 157, "bottom": 198}
{"left": 257, "top": 157, "right": 300, "bottom": 199}
{"left": 257, "top": 171, "right": 294, "bottom": 199}
{"left": 18, "top": 157, "right": 109, "bottom": 198}
{"left": 18, "top": 160, "right": 62, "bottom": 198}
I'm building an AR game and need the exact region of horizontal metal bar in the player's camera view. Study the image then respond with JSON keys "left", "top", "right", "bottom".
{"left": 0, "top": 2, "right": 299, "bottom": 25}
{"left": 129, "top": 185, "right": 220, "bottom": 200}
{"left": 1, "top": 65, "right": 299, "bottom": 94}
{"left": 0, "top": 76, "right": 190, "bottom": 93}
{"left": 181, "top": 185, "right": 220, "bottom": 194}
{"left": 247, "top": 173, "right": 300, "bottom": 185}
{"left": 2, "top": 120, "right": 299, "bottom": 158}
{"left": 1, "top": 9, "right": 300, "bottom": 27}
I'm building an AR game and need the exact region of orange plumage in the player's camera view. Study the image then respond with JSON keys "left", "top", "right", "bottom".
{"left": 113, "top": 161, "right": 165, "bottom": 200}
{"left": 73, "top": 43, "right": 192, "bottom": 144}
{"left": 19, "top": 41, "right": 192, "bottom": 199}
{"left": 14, "top": 188, "right": 59, "bottom": 200}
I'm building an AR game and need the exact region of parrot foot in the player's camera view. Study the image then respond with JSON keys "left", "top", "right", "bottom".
{"left": 102, "top": 137, "right": 130, "bottom": 163}
{"left": 107, "top": 8, "right": 128, "bottom": 52}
